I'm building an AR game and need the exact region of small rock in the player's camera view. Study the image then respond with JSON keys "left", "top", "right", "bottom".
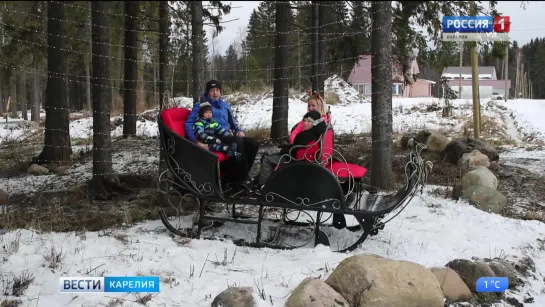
{"left": 522, "top": 211, "right": 544, "bottom": 222}
{"left": 486, "top": 260, "right": 523, "bottom": 287}
{"left": 461, "top": 166, "right": 498, "bottom": 190}
{"left": 426, "top": 132, "right": 449, "bottom": 152}
{"left": 211, "top": 287, "right": 255, "bottom": 307}
{"left": 285, "top": 277, "right": 349, "bottom": 307}
{"left": 445, "top": 259, "right": 495, "bottom": 291}
{"left": 429, "top": 267, "right": 472, "bottom": 302}
{"left": 28, "top": 164, "right": 49, "bottom": 176}
{"left": 47, "top": 163, "right": 58, "bottom": 172}
{"left": 459, "top": 150, "right": 490, "bottom": 172}
{"left": 488, "top": 161, "right": 501, "bottom": 171}
{"left": 460, "top": 185, "right": 508, "bottom": 214}
{"left": 55, "top": 165, "right": 70, "bottom": 175}
{"left": 0, "top": 188, "right": 9, "bottom": 205}
{"left": 401, "top": 130, "right": 431, "bottom": 149}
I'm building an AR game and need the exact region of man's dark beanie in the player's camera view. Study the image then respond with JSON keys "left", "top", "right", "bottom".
{"left": 205, "top": 80, "right": 222, "bottom": 94}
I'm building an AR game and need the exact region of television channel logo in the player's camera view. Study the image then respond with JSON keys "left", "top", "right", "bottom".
{"left": 442, "top": 16, "right": 510, "bottom": 42}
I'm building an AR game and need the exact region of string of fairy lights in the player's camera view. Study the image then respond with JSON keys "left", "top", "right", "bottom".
{"left": 0, "top": 2, "right": 418, "bottom": 189}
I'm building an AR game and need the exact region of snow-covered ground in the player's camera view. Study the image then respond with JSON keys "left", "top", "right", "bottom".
{"left": 1, "top": 188, "right": 544, "bottom": 306}
{"left": 3, "top": 98, "right": 532, "bottom": 143}
{"left": 1, "top": 84, "right": 545, "bottom": 306}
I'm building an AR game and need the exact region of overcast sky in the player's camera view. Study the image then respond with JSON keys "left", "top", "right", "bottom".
{"left": 206, "top": 1, "right": 545, "bottom": 56}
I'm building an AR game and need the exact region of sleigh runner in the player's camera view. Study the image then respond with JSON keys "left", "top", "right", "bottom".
{"left": 157, "top": 107, "right": 433, "bottom": 252}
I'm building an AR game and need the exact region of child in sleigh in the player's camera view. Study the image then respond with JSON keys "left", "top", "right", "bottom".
{"left": 192, "top": 102, "right": 242, "bottom": 160}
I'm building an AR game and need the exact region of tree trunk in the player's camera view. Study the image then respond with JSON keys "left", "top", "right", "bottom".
{"left": 91, "top": 1, "right": 119, "bottom": 199}
{"left": 190, "top": 1, "right": 203, "bottom": 103}
{"left": 66, "top": 65, "right": 70, "bottom": 110}
{"left": 123, "top": 0, "right": 138, "bottom": 137}
{"left": 310, "top": 2, "right": 319, "bottom": 92}
{"left": 271, "top": 1, "right": 289, "bottom": 140}
{"left": 153, "top": 52, "right": 157, "bottom": 106}
{"left": 10, "top": 74, "right": 17, "bottom": 118}
{"left": 20, "top": 69, "right": 27, "bottom": 120}
{"left": 317, "top": 1, "right": 327, "bottom": 94}
{"left": 37, "top": 0, "right": 72, "bottom": 164}
{"left": 31, "top": 55, "right": 40, "bottom": 122}
{"left": 115, "top": 43, "right": 123, "bottom": 109}
{"left": 159, "top": 1, "right": 169, "bottom": 109}
{"left": 370, "top": 1, "right": 393, "bottom": 190}
{"left": 85, "top": 0, "right": 92, "bottom": 111}
{"left": 157, "top": 0, "right": 170, "bottom": 204}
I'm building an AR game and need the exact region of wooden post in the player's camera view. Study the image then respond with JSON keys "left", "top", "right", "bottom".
{"left": 459, "top": 42, "right": 463, "bottom": 98}
{"left": 471, "top": 46, "right": 480, "bottom": 138}
{"left": 504, "top": 43, "right": 508, "bottom": 101}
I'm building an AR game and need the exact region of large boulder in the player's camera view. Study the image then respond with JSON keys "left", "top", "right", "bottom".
{"left": 429, "top": 267, "right": 472, "bottom": 302}
{"left": 459, "top": 150, "right": 490, "bottom": 172}
{"left": 211, "top": 287, "right": 255, "bottom": 307}
{"left": 460, "top": 185, "right": 508, "bottom": 214}
{"left": 325, "top": 254, "right": 444, "bottom": 307}
{"left": 461, "top": 166, "right": 498, "bottom": 190}
{"left": 445, "top": 259, "right": 495, "bottom": 291}
{"left": 285, "top": 277, "right": 349, "bottom": 307}
{"left": 400, "top": 130, "right": 431, "bottom": 149}
{"left": 28, "top": 164, "right": 49, "bottom": 176}
{"left": 425, "top": 132, "right": 449, "bottom": 153}
{"left": 482, "top": 258, "right": 523, "bottom": 288}
{"left": 442, "top": 138, "right": 499, "bottom": 164}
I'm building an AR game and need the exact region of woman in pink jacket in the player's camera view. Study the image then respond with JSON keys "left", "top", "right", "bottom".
{"left": 244, "top": 91, "right": 332, "bottom": 193}
{"left": 289, "top": 91, "right": 330, "bottom": 143}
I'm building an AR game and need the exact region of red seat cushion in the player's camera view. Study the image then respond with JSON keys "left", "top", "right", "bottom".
{"left": 294, "top": 140, "right": 321, "bottom": 162}
{"left": 327, "top": 161, "right": 368, "bottom": 179}
{"left": 161, "top": 107, "right": 228, "bottom": 163}
{"left": 294, "top": 129, "right": 333, "bottom": 164}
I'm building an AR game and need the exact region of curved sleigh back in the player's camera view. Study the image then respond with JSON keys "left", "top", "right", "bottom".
{"left": 260, "top": 161, "right": 347, "bottom": 210}
{"left": 158, "top": 108, "right": 224, "bottom": 199}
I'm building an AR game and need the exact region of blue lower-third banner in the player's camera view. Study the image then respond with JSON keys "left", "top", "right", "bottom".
{"left": 104, "top": 276, "right": 160, "bottom": 293}
{"left": 59, "top": 276, "right": 160, "bottom": 293}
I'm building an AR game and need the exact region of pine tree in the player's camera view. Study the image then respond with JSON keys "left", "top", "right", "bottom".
{"left": 245, "top": 2, "right": 276, "bottom": 86}
{"left": 223, "top": 45, "right": 239, "bottom": 89}
{"left": 350, "top": 1, "right": 371, "bottom": 57}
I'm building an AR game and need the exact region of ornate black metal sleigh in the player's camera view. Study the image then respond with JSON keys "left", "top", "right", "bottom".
{"left": 157, "top": 107, "right": 433, "bottom": 253}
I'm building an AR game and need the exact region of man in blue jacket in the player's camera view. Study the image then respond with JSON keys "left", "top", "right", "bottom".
{"left": 185, "top": 80, "right": 260, "bottom": 184}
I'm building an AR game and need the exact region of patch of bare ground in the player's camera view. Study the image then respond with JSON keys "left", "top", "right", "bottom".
{"left": 0, "top": 174, "right": 169, "bottom": 232}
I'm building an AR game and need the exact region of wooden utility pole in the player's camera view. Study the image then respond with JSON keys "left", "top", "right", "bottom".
{"left": 471, "top": 47, "right": 480, "bottom": 138}
{"left": 470, "top": 2, "right": 480, "bottom": 138}
{"left": 504, "top": 43, "right": 509, "bottom": 101}
{"left": 520, "top": 63, "right": 525, "bottom": 98}
{"left": 459, "top": 42, "right": 463, "bottom": 98}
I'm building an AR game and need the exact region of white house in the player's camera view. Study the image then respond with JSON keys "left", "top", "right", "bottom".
{"left": 441, "top": 66, "right": 511, "bottom": 99}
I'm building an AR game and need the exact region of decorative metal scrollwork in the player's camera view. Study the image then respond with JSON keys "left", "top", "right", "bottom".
{"left": 264, "top": 192, "right": 342, "bottom": 210}
{"left": 164, "top": 137, "right": 215, "bottom": 197}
